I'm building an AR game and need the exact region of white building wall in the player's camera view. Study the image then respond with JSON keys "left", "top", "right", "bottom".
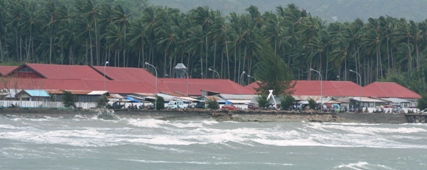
{"left": 0, "top": 100, "right": 97, "bottom": 109}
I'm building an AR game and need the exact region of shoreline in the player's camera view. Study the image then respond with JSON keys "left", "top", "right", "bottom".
{"left": 0, "top": 108, "right": 408, "bottom": 123}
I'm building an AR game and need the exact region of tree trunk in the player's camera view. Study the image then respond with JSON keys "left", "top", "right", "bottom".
{"left": 225, "top": 39, "right": 230, "bottom": 79}
{"left": 85, "top": 40, "right": 88, "bottom": 65}
{"left": 94, "top": 14, "right": 100, "bottom": 66}
{"left": 89, "top": 32, "right": 93, "bottom": 66}
{"left": 49, "top": 30, "right": 53, "bottom": 64}
{"left": 205, "top": 36, "right": 208, "bottom": 79}
{"left": 0, "top": 38, "right": 3, "bottom": 62}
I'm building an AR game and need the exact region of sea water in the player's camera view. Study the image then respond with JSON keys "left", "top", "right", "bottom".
{"left": 0, "top": 114, "right": 426, "bottom": 170}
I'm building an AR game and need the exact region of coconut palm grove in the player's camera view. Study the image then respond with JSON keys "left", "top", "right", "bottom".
{"left": 1, "top": 0, "right": 427, "bottom": 104}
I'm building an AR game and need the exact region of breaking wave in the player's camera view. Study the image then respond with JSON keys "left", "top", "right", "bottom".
{"left": 0, "top": 116, "right": 427, "bottom": 149}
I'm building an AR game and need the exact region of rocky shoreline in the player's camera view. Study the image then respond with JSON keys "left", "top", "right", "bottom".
{"left": 0, "top": 108, "right": 409, "bottom": 123}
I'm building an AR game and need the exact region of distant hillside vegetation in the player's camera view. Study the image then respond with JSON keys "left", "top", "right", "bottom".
{"left": 149, "top": 0, "right": 427, "bottom": 22}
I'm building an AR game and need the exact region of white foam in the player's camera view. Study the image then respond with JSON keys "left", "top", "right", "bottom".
{"left": 124, "top": 159, "right": 292, "bottom": 166}
{"left": 127, "top": 135, "right": 195, "bottom": 145}
{"left": 336, "top": 161, "right": 369, "bottom": 169}
{"left": 335, "top": 161, "right": 393, "bottom": 170}
{"left": 169, "top": 122, "right": 204, "bottom": 128}
{"left": 127, "top": 118, "right": 168, "bottom": 128}
{"left": 0, "top": 128, "right": 118, "bottom": 147}
{"left": 202, "top": 120, "right": 218, "bottom": 125}
{"left": 309, "top": 124, "right": 426, "bottom": 135}
{"left": 2, "top": 118, "right": 427, "bottom": 148}
{"left": 147, "top": 145, "right": 190, "bottom": 153}
{"left": 124, "top": 159, "right": 210, "bottom": 164}
{"left": 0, "top": 124, "right": 15, "bottom": 129}
{"left": 252, "top": 138, "right": 321, "bottom": 146}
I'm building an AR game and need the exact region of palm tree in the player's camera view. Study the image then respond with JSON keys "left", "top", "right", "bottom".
{"left": 129, "top": 18, "right": 147, "bottom": 68}
{"left": 99, "top": 4, "right": 114, "bottom": 64}
{"left": 6, "top": 1, "right": 25, "bottom": 61}
{"left": 75, "top": 0, "right": 100, "bottom": 66}
{"left": 211, "top": 14, "right": 230, "bottom": 78}
{"left": 20, "top": 1, "right": 39, "bottom": 62}
{"left": 141, "top": 6, "right": 162, "bottom": 67}
{"left": 156, "top": 8, "right": 180, "bottom": 77}
{"left": 41, "top": 1, "right": 67, "bottom": 64}
{"left": 58, "top": 11, "right": 78, "bottom": 65}
{"left": 362, "top": 18, "right": 385, "bottom": 81}
{"left": 191, "top": 6, "right": 213, "bottom": 78}
{"left": 111, "top": 4, "right": 130, "bottom": 67}
{"left": 0, "top": 0, "right": 8, "bottom": 61}
{"left": 105, "top": 24, "right": 124, "bottom": 67}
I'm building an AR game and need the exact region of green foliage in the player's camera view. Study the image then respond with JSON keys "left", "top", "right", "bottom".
{"left": 382, "top": 70, "right": 427, "bottom": 95}
{"left": 96, "top": 95, "right": 109, "bottom": 108}
{"left": 150, "top": 0, "right": 427, "bottom": 22}
{"left": 280, "top": 94, "right": 295, "bottom": 110}
{"left": 206, "top": 99, "right": 219, "bottom": 109}
{"left": 417, "top": 93, "right": 427, "bottom": 110}
{"left": 155, "top": 96, "right": 165, "bottom": 110}
{"left": 62, "top": 90, "right": 76, "bottom": 108}
{"left": 1, "top": 0, "right": 427, "bottom": 92}
{"left": 254, "top": 44, "right": 295, "bottom": 96}
{"left": 308, "top": 98, "right": 317, "bottom": 110}
{"left": 256, "top": 95, "right": 269, "bottom": 108}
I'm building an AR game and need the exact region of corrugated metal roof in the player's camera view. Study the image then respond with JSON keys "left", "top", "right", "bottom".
{"left": 227, "top": 99, "right": 252, "bottom": 104}
{"left": 246, "top": 80, "right": 380, "bottom": 97}
{"left": 175, "top": 96, "right": 197, "bottom": 101}
{"left": 23, "top": 63, "right": 105, "bottom": 80}
{"left": 109, "top": 94, "right": 124, "bottom": 99}
{"left": 0, "top": 66, "right": 18, "bottom": 76}
{"left": 0, "top": 78, "right": 156, "bottom": 94}
{"left": 205, "top": 96, "right": 227, "bottom": 103}
{"left": 351, "top": 97, "right": 384, "bottom": 102}
{"left": 381, "top": 98, "right": 410, "bottom": 103}
{"left": 333, "top": 97, "right": 351, "bottom": 103}
{"left": 220, "top": 94, "right": 257, "bottom": 100}
{"left": 364, "top": 82, "right": 421, "bottom": 99}
{"left": 92, "top": 66, "right": 157, "bottom": 83}
{"left": 160, "top": 78, "right": 255, "bottom": 96}
{"left": 88, "top": 91, "right": 108, "bottom": 95}
{"left": 24, "top": 90, "right": 50, "bottom": 97}
{"left": 6, "top": 64, "right": 417, "bottom": 100}
{"left": 157, "top": 93, "right": 177, "bottom": 101}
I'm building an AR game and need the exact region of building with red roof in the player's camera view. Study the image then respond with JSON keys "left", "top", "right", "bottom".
{"left": 160, "top": 78, "right": 255, "bottom": 96}
{"left": 0, "top": 63, "right": 254, "bottom": 96}
{"left": 0, "top": 66, "right": 18, "bottom": 76}
{"left": 245, "top": 80, "right": 380, "bottom": 97}
{"left": 1, "top": 63, "right": 420, "bottom": 101}
{"left": 363, "top": 82, "right": 421, "bottom": 99}
{"left": 7, "top": 63, "right": 106, "bottom": 80}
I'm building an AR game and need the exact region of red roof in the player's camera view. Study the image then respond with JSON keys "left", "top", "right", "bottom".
{"left": 92, "top": 66, "right": 166, "bottom": 94}
{"left": 293, "top": 80, "right": 379, "bottom": 97}
{"left": 13, "top": 63, "right": 413, "bottom": 98}
{"left": 363, "top": 82, "right": 421, "bottom": 99}
{"left": 0, "top": 78, "right": 155, "bottom": 94}
{"left": 92, "top": 66, "right": 156, "bottom": 83}
{"left": 245, "top": 80, "right": 379, "bottom": 97}
{"left": 160, "top": 78, "right": 255, "bottom": 96}
{"left": 18, "top": 63, "right": 105, "bottom": 80}
{"left": 0, "top": 66, "right": 18, "bottom": 76}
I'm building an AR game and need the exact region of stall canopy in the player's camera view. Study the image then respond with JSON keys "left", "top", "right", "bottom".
{"left": 125, "top": 95, "right": 141, "bottom": 103}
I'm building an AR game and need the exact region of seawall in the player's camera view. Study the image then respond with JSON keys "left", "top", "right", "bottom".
{"left": 0, "top": 108, "right": 408, "bottom": 123}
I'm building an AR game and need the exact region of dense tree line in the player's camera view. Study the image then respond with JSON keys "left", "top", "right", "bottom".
{"left": 151, "top": 0, "right": 427, "bottom": 23}
{"left": 1, "top": 0, "right": 427, "bottom": 95}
